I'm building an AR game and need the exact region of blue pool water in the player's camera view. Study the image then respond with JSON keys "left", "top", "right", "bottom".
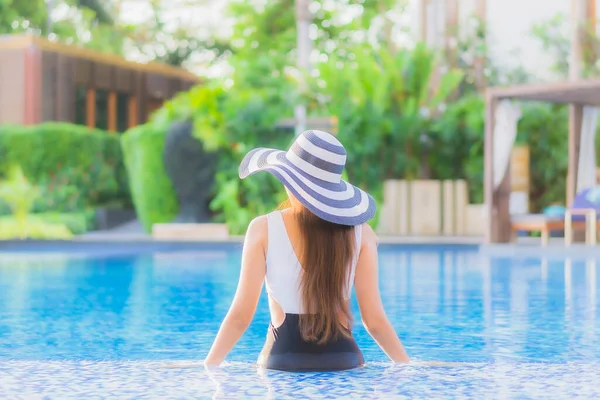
{"left": 0, "top": 243, "right": 599, "bottom": 398}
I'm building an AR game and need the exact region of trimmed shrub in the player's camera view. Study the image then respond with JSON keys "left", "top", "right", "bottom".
{"left": 121, "top": 124, "right": 178, "bottom": 232}
{"left": 0, "top": 123, "right": 130, "bottom": 209}
{"left": 32, "top": 183, "right": 86, "bottom": 214}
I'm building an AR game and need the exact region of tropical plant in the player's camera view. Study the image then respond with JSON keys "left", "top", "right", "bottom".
{"left": 208, "top": 88, "right": 292, "bottom": 233}
{"left": 0, "top": 165, "right": 72, "bottom": 239}
{"left": 517, "top": 103, "right": 569, "bottom": 212}
{"left": 0, "top": 165, "right": 39, "bottom": 224}
{"left": 151, "top": 85, "right": 228, "bottom": 151}
{"left": 433, "top": 94, "right": 486, "bottom": 202}
{"left": 315, "top": 43, "right": 464, "bottom": 193}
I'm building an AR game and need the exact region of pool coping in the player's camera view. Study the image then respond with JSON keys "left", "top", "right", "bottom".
{"left": 0, "top": 234, "right": 597, "bottom": 248}
{"left": 0, "top": 238, "right": 482, "bottom": 249}
{"left": 74, "top": 233, "right": 484, "bottom": 245}
{"left": 0, "top": 234, "right": 484, "bottom": 251}
{"left": 3, "top": 235, "right": 600, "bottom": 259}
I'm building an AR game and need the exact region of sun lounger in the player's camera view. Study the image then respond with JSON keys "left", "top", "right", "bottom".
{"left": 510, "top": 188, "right": 600, "bottom": 246}
{"left": 564, "top": 188, "right": 600, "bottom": 245}
{"left": 510, "top": 214, "right": 565, "bottom": 246}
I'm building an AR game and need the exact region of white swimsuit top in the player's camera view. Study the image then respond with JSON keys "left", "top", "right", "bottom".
{"left": 265, "top": 211, "right": 362, "bottom": 314}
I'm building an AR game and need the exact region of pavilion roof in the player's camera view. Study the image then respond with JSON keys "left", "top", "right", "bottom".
{"left": 487, "top": 79, "right": 600, "bottom": 106}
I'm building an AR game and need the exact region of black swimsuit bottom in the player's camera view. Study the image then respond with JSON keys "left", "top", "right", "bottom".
{"left": 259, "top": 313, "right": 365, "bottom": 372}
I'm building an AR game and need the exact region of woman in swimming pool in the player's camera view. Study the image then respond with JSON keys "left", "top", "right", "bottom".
{"left": 204, "top": 130, "right": 409, "bottom": 371}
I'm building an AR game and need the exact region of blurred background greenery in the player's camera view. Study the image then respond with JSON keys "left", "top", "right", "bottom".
{"left": 0, "top": 0, "right": 596, "bottom": 236}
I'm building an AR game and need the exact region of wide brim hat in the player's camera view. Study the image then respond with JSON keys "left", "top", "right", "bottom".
{"left": 238, "top": 129, "right": 376, "bottom": 226}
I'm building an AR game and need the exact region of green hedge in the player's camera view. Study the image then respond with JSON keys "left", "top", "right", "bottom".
{"left": 0, "top": 212, "right": 91, "bottom": 236}
{"left": 121, "top": 124, "right": 178, "bottom": 232}
{"left": 0, "top": 216, "right": 73, "bottom": 239}
{"left": 0, "top": 123, "right": 130, "bottom": 212}
{"left": 35, "top": 212, "right": 94, "bottom": 235}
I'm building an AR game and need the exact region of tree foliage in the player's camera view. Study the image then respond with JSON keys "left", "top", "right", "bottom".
{"left": 316, "top": 43, "right": 464, "bottom": 191}
{"left": 0, "top": 0, "right": 114, "bottom": 33}
{"left": 77, "top": 0, "right": 113, "bottom": 24}
{"left": 531, "top": 13, "right": 600, "bottom": 79}
{"left": 0, "top": 0, "right": 225, "bottom": 67}
{"left": 0, "top": 0, "right": 48, "bottom": 34}
{"left": 121, "top": 0, "right": 230, "bottom": 68}
{"left": 0, "top": 0, "right": 123, "bottom": 53}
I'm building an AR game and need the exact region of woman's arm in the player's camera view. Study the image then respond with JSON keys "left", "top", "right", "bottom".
{"left": 354, "top": 224, "right": 410, "bottom": 363}
{"left": 204, "top": 216, "right": 268, "bottom": 366}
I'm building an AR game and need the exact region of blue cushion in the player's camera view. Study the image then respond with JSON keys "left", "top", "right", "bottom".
{"left": 543, "top": 205, "right": 566, "bottom": 218}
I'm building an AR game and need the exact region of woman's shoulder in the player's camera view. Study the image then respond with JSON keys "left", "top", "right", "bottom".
{"left": 245, "top": 214, "right": 273, "bottom": 244}
{"left": 359, "top": 223, "right": 377, "bottom": 247}
{"left": 243, "top": 215, "right": 269, "bottom": 256}
{"left": 247, "top": 214, "right": 269, "bottom": 236}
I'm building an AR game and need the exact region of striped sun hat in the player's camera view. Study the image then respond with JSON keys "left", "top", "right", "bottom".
{"left": 238, "top": 130, "right": 376, "bottom": 226}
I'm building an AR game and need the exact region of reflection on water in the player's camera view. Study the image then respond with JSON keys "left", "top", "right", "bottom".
{"left": 0, "top": 246, "right": 598, "bottom": 364}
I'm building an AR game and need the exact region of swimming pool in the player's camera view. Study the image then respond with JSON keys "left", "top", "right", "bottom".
{"left": 0, "top": 243, "right": 598, "bottom": 398}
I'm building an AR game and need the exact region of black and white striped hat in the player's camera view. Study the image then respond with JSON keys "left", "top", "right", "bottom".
{"left": 238, "top": 130, "right": 376, "bottom": 226}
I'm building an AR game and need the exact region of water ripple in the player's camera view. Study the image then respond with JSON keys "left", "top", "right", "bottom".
{"left": 0, "top": 360, "right": 599, "bottom": 399}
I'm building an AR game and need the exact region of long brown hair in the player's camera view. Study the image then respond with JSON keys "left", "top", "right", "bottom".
{"left": 279, "top": 201, "right": 356, "bottom": 344}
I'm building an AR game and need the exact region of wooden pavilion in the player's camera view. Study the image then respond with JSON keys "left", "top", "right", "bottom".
{"left": 485, "top": 79, "right": 600, "bottom": 243}
{"left": 0, "top": 35, "right": 199, "bottom": 132}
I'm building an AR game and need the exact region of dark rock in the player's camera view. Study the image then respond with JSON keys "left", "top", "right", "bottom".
{"left": 163, "top": 121, "right": 219, "bottom": 223}
{"left": 95, "top": 208, "right": 137, "bottom": 230}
